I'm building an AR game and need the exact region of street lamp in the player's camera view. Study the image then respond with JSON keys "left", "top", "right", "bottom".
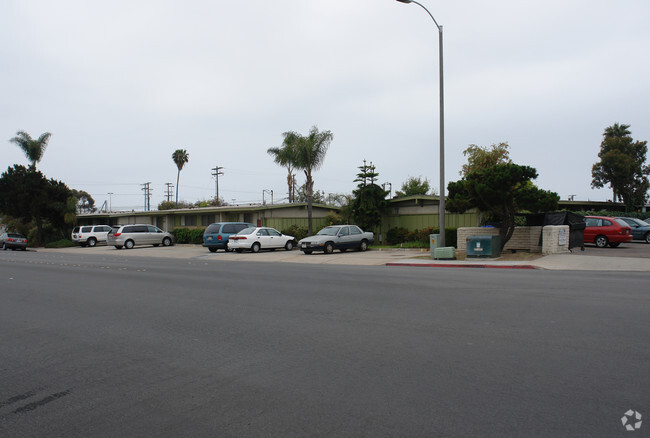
{"left": 395, "top": 0, "right": 446, "bottom": 246}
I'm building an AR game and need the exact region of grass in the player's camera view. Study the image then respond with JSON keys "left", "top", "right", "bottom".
{"left": 44, "top": 239, "right": 77, "bottom": 248}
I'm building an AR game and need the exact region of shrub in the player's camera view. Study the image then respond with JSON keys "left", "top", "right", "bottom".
{"left": 281, "top": 225, "right": 309, "bottom": 241}
{"left": 171, "top": 227, "right": 205, "bottom": 244}
{"left": 45, "top": 239, "right": 76, "bottom": 248}
{"left": 385, "top": 226, "right": 457, "bottom": 248}
{"left": 386, "top": 227, "right": 409, "bottom": 245}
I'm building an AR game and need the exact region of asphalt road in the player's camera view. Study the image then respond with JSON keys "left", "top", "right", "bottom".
{"left": 1, "top": 251, "right": 648, "bottom": 437}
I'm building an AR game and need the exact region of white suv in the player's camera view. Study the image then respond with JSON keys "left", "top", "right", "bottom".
{"left": 71, "top": 225, "right": 113, "bottom": 247}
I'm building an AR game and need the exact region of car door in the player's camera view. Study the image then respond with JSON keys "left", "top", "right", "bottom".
{"left": 255, "top": 228, "right": 271, "bottom": 249}
{"left": 266, "top": 228, "right": 284, "bottom": 249}
{"left": 583, "top": 218, "right": 600, "bottom": 243}
{"left": 337, "top": 226, "right": 353, "bottom": 249}
{"left": 148, "top": 225, "right": 162, "bottom": 244}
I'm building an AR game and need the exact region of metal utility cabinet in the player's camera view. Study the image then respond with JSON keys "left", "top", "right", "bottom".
{"left": 466, "top": 235, "right": 501, "bottom": 258}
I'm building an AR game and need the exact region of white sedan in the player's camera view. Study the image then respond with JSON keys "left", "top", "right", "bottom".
{"left": 228, "top": 227, "right": 297, "bottom": 253}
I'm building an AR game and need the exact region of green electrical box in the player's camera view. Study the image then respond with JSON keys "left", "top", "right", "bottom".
{"left": 466, "top": 235, "right": 501, "bottom": 258}
{"left": 429, "top": 234, "right": 441, "bottom": 260}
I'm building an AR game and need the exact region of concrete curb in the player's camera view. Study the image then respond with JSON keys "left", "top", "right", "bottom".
{"left": 386, "top": 262, "right": 540, "bottom": 270}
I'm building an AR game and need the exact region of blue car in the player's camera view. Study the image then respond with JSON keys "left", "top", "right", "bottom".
{"left": 203, "top": 222, "right": 254, "bottom": 252}
{"left": 615, "top": 217, "right": 650, "bottom": 243}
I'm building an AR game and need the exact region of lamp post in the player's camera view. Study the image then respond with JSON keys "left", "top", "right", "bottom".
{"left": 395, "top": 0, "right": 445, "bottom": 246}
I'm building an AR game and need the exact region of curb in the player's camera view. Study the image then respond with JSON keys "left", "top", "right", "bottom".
{"left": 386, "top": 262, "right": 540, "bottom": 270}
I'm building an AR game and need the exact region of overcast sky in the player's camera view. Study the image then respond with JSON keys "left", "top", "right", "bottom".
{"left": 2, "top": 0, "right": 649, "bottom": 211}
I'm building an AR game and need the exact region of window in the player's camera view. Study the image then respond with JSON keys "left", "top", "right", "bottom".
{"left": 147, "top": 226, "right": 159, "bottom": 233}
{"left": 134, "top": 226, "right": 148, "bottom": 233}
{"left": 185, "top": 215, "right": 197, "bottom": 226}
{"left": 123, "top": 226, "right": 135, "bottom": 233}
{"left": 257, "top": 229, "right": 269, "bottom": 236}
{"left": 81, "top": 226, "right": 92, "bottom": 233}
{"left": 602, "top": 220, "right": 612, "bottom": 226}
{"left": 268, "top": 229, "right": 281, "bottom": 237}
{"left": 350, "top": 226, "right": 362, "bottom": 235}
{"left": 206, "top": 223, "right": 222, "bottom": 234}
{"left": 223, "top": 224, "right": 237, "bottom": 233}
{"left": 339, "top": 227, "right": 350, "bottom": 236}
{"left": 585, "top": 218, "right": 601, "bottom": 227}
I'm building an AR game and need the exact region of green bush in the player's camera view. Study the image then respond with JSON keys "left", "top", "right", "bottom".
{"left": 45, "top": 239, "right": 76, "bottom": 248}
{"left": 385, "top": 226, "right": 457, "bottom": 248}
{"left": 386, "top": 227, "right": 409, "bottom": 245}
{"left": 281, "top": 225, "right": 309, "bottom": 241}
{"left": 171, "top": 228, "right": 205, "bottom": 244}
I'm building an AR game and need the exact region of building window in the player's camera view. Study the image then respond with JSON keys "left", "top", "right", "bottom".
{"left": 185, "top": 215, "right": 197, "bottom": 226}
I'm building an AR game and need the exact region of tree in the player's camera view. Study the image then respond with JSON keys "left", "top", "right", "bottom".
{"left": 0, "top": 165, "right": 74, "bottom": 245}
{"left": 460, "top": 142, "right": 511, "bottom": 177}
{"left": 71, "top": 189, "right": 96, "bottom": 213}
{"left": 171, "top": 149, "right": 189, "bottom": 207}
{"left": 268, "top": 132, "right": 298, "bottom": 203}
{"left": 290, "top": 126, "right": 333, "bottom": 235}
{"left": 350, "top": 161, "right": 390, "bottom": 232}
{"left": 591, "top": 123, "right": 649, "bottom": 210}
{"left": 447, "top": 144, "right": 559, "bottom": 250}
{"left": 9, "top": 130, "right": 52, "bottom": 169}
{"left": 396, "top": 176, "right": 435, "bottom": 197}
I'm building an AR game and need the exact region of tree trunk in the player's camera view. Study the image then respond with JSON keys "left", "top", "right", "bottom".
{"left": 175, "top": 170, "right": 180, "bottom": 206}
{"left": 306, "top": 170, "right": 313, "bottom": 235}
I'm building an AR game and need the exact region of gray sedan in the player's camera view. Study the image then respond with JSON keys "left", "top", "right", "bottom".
{"left": 616, "top": 217, "right": 650, "bottom": 243}
{"left": 1, "top": 232, "right": 28, "bottom": 251}
{"left": 299, "top": 225, "right": 374, "bottom": 254}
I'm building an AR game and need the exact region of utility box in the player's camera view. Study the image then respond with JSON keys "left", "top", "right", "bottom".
{"left": 466, "top": 235, "right": 501, "bottom": 258}
{"left": 429, "top": 234, "right": 441, "bottom": 260}
{"left": 434, "top": 247, "right": 456, "bottom": 260}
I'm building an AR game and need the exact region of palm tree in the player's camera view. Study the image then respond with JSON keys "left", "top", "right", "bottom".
{"left": 9, "top": 130, "right": 52, "bottom": 169}
{"left": 292, "top": 126, "right": 333, "bottom": 234}
{"left": 267, "top": 131, "right": 299, "bottom": 203}
{"left": 604, "top": 123, "right": 631, "bottom": 138}
{"left": 171, "top": 149, "right": 189, "bottom": 206}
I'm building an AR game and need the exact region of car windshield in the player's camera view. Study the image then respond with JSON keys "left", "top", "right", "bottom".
{"left": 615, "top": 219, "right": 630, "bottom": 227}
{"left": 628, "top": 218, "right": 647, "bottom": 226}
{"left": 316, "top": 227, "right": 340, "bottom": 236}
{"left": 237, "top": 228, "right": 256, "bottom": 235}
{"left": 8, "top": 233, "right": 24, "bottom": 238}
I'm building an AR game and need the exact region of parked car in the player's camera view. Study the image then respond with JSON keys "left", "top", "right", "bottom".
{"left": 299, "top": 225, "right": 374, "bottom": 254}
{"left": 615, "top": 217, "right": 650, "bottom": 243}
{"left": 71, "top": 225, "right": 112, "bottom": 247}
{"left": 107, "top": 224, "right": 173, "bottom": 249}
{"left": 583, "top": 216, "right": 633, "bottom": 248}
{"left": 203, "top": 222, "right": 254, "bottom": 252}
{"left": 1, "top": 232, "right": 28, "bottom": 251}
{"left": 228, "top": 227, "right": 296, "bottom": 253}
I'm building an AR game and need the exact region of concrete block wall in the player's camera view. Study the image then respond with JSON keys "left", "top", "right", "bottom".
{"left": 542, "top": 225, "right": 571, "bottom": 254}
{"left": 457, "top": 226, "right": 543, "bottom": 253}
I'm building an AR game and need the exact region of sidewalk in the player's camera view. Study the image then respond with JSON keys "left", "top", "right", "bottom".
{"left": 390, "top": 252, "right": 650, "bottom": 272}
{"left": 33, "top": 245, "right": 650, "bottom": 271}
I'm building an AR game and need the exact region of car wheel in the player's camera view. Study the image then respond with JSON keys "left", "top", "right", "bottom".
{"left": 251, "top": 242, "right": 261, "bottom": 253}
{"left": 125, "top": 240, "right": 135, "bottom": 249}
{"left": 285, "top": 241, "right": 294, "bottom": 251}
{"left": 609, "top": 242, "right": 620, "bottom": 248}
{"left": 162, "top": 237, "right": 172, "bottom": 247}
{"left": 303, "top": 250, "right": 313, "bottom": 255}
{"left": 324, "top": 242, "right": 334, "bottom": 254}
{"left": 208, "top": 247, "right": 218, "bottom": 253}
{"left": 595, "top": 235, "right": 608, "bottom": 248}
{"left": 359, "top": 240, "right": 368, "bottom": 252}
{"left": 114, "top": 245, "right": 122, "bottom": 249}
{"left": 87, "top": 237, "right": 97, "bottom": 247}
{"left": 645, "top": 232, "right": 650, "bottom": 244}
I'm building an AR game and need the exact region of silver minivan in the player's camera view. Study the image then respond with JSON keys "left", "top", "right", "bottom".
{"left": 107, "top": 224, "right": 174, "bottom": 249}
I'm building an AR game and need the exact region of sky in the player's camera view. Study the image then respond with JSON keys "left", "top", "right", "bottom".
{"left": 2, "top": 0, "right": 649, "bottom": 211}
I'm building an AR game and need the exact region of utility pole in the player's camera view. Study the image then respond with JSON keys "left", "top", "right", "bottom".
{"left": 141, "top": 182, "right": 152, "bottom": 211}
{"left": 382, "top": 182, "right": 392, "bottom": 199}
{"left": 108, "top": 192, "right": 113, "bottom": 212}
{"left": 165, "top": 183, "right": 174, "bottom": 202}
{"left": 263, "top": 189, "right": 274, "bottom": 206}
{"left": 212, "top": 166, "right": 224, "bottom": 201}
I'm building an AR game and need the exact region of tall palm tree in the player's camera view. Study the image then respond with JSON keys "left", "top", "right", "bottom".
{"left": 9, "top": 130, "right": 52, "bottom": 169}
{"left": 604, "top": 123, "right": 631, "bottom": 138}
{"left": 171, "top": 149, "right": 189, "bottom": 206}
{"left": 292, "top": 126, "right": 333, "bottom": 234}
{"left": 267, "top": 131, "right": 299, "bottom": 203}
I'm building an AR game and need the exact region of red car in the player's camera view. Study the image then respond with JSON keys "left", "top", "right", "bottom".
{"left": 584, "top": 216, "right": 633, "bottom": 248}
